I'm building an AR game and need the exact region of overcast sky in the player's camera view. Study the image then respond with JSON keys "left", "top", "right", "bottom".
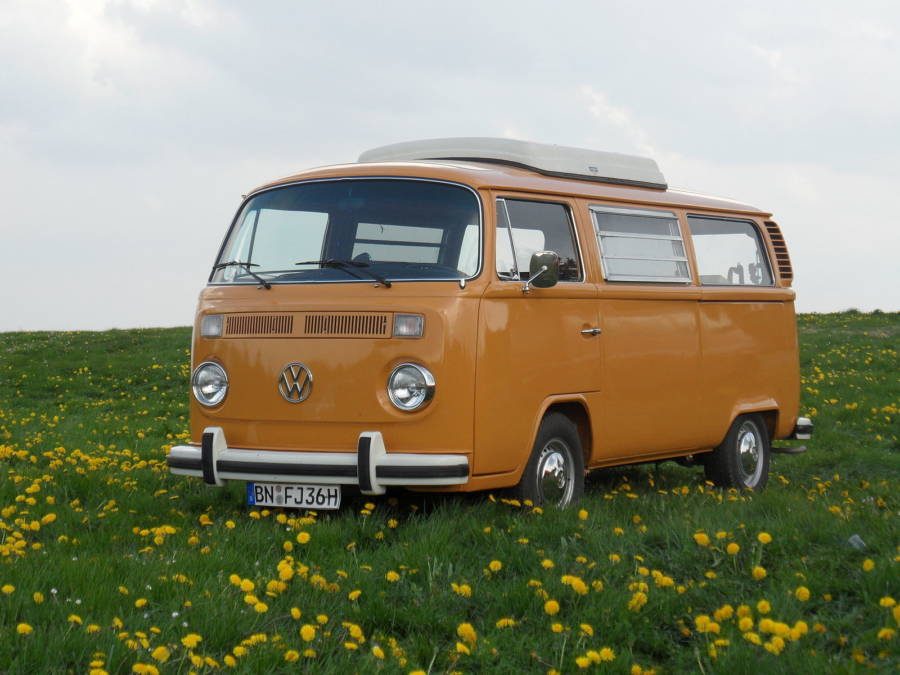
{"left": 2, "top": 0, "right": 898, "bottom": 331}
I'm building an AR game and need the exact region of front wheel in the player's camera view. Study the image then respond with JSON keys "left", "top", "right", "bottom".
{"left": 512, "top": 413, "right": 585, "bottom": 508}
{"left": 704, "top": 414, "right": 771, "bottom": 490}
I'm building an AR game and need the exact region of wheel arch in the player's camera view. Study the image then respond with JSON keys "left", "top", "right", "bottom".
{"left": 532, "top": 395, "right": 593, "bottom": 467}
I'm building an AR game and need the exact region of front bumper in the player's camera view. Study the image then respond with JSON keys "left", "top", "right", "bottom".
{"left": 165, "top": 427, "right": 470, "bottom": 496}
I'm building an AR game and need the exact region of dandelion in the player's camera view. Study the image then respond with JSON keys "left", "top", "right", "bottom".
{"left": 879, "top": 596, "right": 896, "bottom": 608}
{"left": 598, "top": 647, "right": 615, "bottom": 662}
{"left": 296, "top": 531, "right": 311, "bottom": 544}
{"left": 578, "top": 509, "right": 588, "bottom": 520}
{"left": 726, "top": 542, "right": 740, "bottom": 555}
{"left": 290, "top": 607, "right": 302, "bottom": 620}
{"left": 757, "top": 532, "right": 773, "bottom": 544}
{"left": 1, "top": 584, "right": 15, "bottom": 595}
{"left": 541, "top": 559, "right": 555, "bottom": 569}
{"left": 575, "top": 656, "right": 591, "bottom": 668}
{"left": 752, "top": 566, "right": 767, "bottom": 581}
{"left": 348, "top": 589, "right": 362, "bottom": 601}
{"left": 544, "top": 599, "right": 560, "bottom": 615}
{"left": 496, "top": 617, "right": 517, "bottom": 628}
{"left": 181, "top": 633, "right": 202, "bottom": 649}
{"left": 551, "top": 622, "right": 564, "bottom": 633}
{"left": 862, "top": 559, "right": 875, "bottom": 572}
{"left": 579, "top": 623, "right": 594, "bottom": 637}
{"left": 693, "top": 532, "right": 711, "bottom": 547}
{"left": 372, "top": 645, "right": 385, "bottom": 659}
{"left": 795, "top": 586, "right": 811, "bottom": 602}
{"left": 385, "top": 570, "right": 400, "bottom": 583}
{"left": 239, "top": 579, "right": 254, "bottom": 592}
{"left": 68, "top": 614, "right": 83, "bottom": 626}
{"left": 488, "top": 560, "right": 503, "bottom": 572}
{"left": 17, "top": 623, "right": 33, "bottom": 635}
{"left": 455, "top": 642, "right": 470, "bottom": 655}
{"left": 150, "top": 646, "right": 170, "bottom": 662}
{"left": 135, "top": 598, "right": 148, "bottom": 608}
{"left": 33, "top": 592, "right": 44, "bottom": 604}
{"left": 451, "top": 582, "right": 472, "bottom": 598}
{"left": 456, "top": 622, "right": 477, "bottom": 644}
{"left": 757, "top": 599, "right": 771, "bottom": 614}
{"left": 877, "top": 628, "right": 896, "bottom": 641}
{"left": 253, "top": 602, "right": 268, "bottom": 613}
{"left": 300, "top": 625, "right": 317, "bottom": 642}
{"left": 283, "top": 649, "right": 300, "bottom": 662}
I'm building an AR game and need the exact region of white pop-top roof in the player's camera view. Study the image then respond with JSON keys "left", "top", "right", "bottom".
{"left": 358, "top": 137, "right": 667, "bottom": 190}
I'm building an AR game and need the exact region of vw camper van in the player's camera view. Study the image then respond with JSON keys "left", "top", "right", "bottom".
{"left": 166, "top": 138, "right": 813, "bottom": 509}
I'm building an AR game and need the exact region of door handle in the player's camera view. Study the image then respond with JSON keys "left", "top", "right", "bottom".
{"left": 580, "top": 327, "right": 602, "bottom": 336}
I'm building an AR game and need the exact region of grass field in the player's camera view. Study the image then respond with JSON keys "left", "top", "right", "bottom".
{"left": 1, "top": 312, "right": 897, "bottom": 674}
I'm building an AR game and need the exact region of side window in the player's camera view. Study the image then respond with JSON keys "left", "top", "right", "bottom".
{"left": 688, "top": 216, "right": 773, "bottom": 286}
{"left": 495, "top": 199, "right": 582, "bottom": 281}
{"left": 591, "top": 207, "right": 691, "bottom": 283}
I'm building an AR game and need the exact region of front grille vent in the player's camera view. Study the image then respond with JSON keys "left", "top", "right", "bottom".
{"left": 304, "top": 313, "right": 391, "bottom": 337}
{"left": 764, "top": 221, "right": 793, "bottom": 283}
{"left": 225, "top": 314, "right": 293, "bottom": 336}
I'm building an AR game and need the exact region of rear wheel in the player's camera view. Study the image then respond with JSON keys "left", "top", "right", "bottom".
{"left": 512, "top": 413, "right": 585, "bottom": 508}
{"left": 704, "top": 414, "right": 770, "bottom": 490}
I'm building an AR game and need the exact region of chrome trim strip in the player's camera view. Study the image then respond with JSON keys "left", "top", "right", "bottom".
{"left": 590, "top": 205, "right": 676, "bottom": 219}
{"left": 209, "top": 176, "right": 484, "bottom": 285}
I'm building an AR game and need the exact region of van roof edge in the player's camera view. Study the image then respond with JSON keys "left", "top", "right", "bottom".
{"left": 358, "top": 137, "right": 668, "bottom": 191}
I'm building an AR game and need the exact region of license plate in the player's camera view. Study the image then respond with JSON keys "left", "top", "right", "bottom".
{"left": 247, "top": 482, "right": 341, "bottom": 510}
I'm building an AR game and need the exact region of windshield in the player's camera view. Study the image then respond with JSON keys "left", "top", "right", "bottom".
{"left": 211, "top": 179, "right": 481, "bottom": 285}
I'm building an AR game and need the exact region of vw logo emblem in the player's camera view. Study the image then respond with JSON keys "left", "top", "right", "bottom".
{"left": 278, "top": 362, "right": 313, "bottom": 403}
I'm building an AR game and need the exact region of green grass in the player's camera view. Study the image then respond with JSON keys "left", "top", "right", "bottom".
{"left": 0, "top": 313, "right": 897, "bottom": 674}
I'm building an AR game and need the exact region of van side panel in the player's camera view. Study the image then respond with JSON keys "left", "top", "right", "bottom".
{"left": 594, "top": 294, "right": 705, "bottom": 458}
{"left": 473, "top": 286, "right": 601, "bottom": 476}
{"left": 697, "top": 297, "right": 800, "bottom": 444}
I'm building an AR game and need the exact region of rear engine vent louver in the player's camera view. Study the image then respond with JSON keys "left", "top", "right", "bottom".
{"left": 303, "top": 313, "right": 391, "bottom": 337}
{"left": 764, "top": 221, "right": 793, "bottom": 283}
{"left": 225, "top": 314, "right": 293, "bottom": 336}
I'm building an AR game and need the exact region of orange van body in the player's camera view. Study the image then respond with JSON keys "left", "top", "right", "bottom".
{"left": 168, "top": 143, "right": 808, "bottom": 505}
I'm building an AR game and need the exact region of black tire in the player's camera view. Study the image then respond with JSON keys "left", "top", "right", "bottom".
{"left": 511, "top": 412, "right": 585, "bottom": 508}
{"left": 704, "top": 414, "right": 770, "bottom": 490}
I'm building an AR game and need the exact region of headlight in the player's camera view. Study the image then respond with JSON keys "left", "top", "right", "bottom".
{"left": 387, "top": 363, "right": 435, "bottom": 411}
{"left": 191, "top": 361, "right": 228, "bottom": 407}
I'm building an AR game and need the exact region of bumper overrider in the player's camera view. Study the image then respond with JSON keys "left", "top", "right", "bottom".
{"left": 165, "top": 427, "right": 470, "bottom": 496}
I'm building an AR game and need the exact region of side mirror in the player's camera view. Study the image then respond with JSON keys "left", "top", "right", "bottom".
{"left": 524, "top": 250, "right": 560, "bottom": 292}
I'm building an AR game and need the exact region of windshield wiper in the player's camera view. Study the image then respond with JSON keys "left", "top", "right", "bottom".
{"left": 213, "top": 260, "right": 272, "bottom": 289}
{"left": 295, "top": 259, "right": 392, "bottom": 288}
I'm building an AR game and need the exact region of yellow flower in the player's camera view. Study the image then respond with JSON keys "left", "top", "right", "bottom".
{"left": 862, "top": 559, "right": 875, "bottom": 572}
{"left": 253, "top": 602, "right": 268, "bottom": 613}
{"left": 752, "top": 566, "right": 767, "bottom": 581}
{"left": 181, "top": 633, "right": 202, "bottom": 649}
{"left": 135, "top": 598, "right": 148, "bottom": 608}
{"left": 372, "top": 645, "right": 385, "bottom": 659}
{"left": 795, "top": 586, "right": 810, "bottom": 602}
{"left": 150, "top": 646, "right": 170, "bottom": 662}
{"left": 239, "top": 579, "right": 254, "bottom": 592}
{"left": 386, "top": 571, "right": 400, "bottom": 583}
{"left": 290, "top": 607, "right": 302, "bottom": 620}
{"left": 284, "top": 650, "right": 300, "bottom": 662}
{"left": 455, "top": 641, "right": 470, "bottom": 655}
{"left": 757, "top": 600, "right": 771, "bottom": 614}
{"left": 739, "top": 617, "right": 754, "bottom": 632}
{"left": 488, "top": 560, "right": 503, "bottom": 572}
{"left": 1, "top": 584, "right": 15, "bottom": 595}
{"left": 757, "top": 532, "right": 772, "bottom": 544}
{"left": 726, "top": 543, "right": 740, "bottom": 555}
{"left": 579, "top": 623, "right": 594, "bottom": 637}
{"left": 16, "top": 623, "right": 33, "bottom": 635}
{"left": 296, "top": 532, "right": 311, "bottom": 545}
{"left": 693, "top": 532, "right": 711, "bottom": 547}
{"left": 132, "top": 665, "right": 160, "bottom": 675}
{"left": 456, "top": 622, "right": 477, "bottom": 644}
{"left": 578, "top": 509, "right": 588, "bottom": 520}
{"left": 551, "top": 622, "right": 564, "bottom": 633}
{"left": 598, "top": 647, "right": 615, "bottom": 662}
{"left": 316, "top": 614, "right": 328, "bottom": 625}
{"left": 68, "top": 614, "right": 83, "bottom": 626}
{"left": 877, "top": 628, "right": 896, "bottom": 641}
{"left": 348, "top": 589, "right": 362, "bottom": 601}
{"left": 451, "top": 582, "right": 472, "bottom": 598}
{"left": 544, "top": 599, "right": 560, "bottom": 616}
{"left": 300, "top": 624, "right": 316, "bottom": 642}
{"left": 879, "top": 596, "right": 896, "bottom": 608}
{"left": 33, "top": 592, "right": 44, "bottom": 604}
{"left": 541, "top": 559, "right": 555, "bottom": 569}
{"left": 496, "top": 617, "right": 517, "bottom": 628}
{"left": 576, "top": 656, "right": 591, "bottom": 668}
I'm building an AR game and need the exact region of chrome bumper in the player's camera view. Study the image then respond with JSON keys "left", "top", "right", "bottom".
{"left": 790, "top": 416, "right": 814, "bottom": 441}
{"left": 165, "top": 427, "right": 469, "bottom": 496}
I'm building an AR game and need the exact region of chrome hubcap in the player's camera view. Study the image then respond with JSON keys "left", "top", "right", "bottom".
{"left": 737, "top": 421, "right": 763, "bottom": 485}
{"left": 537, "top": 440, "right": 574, "bottom": 507}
